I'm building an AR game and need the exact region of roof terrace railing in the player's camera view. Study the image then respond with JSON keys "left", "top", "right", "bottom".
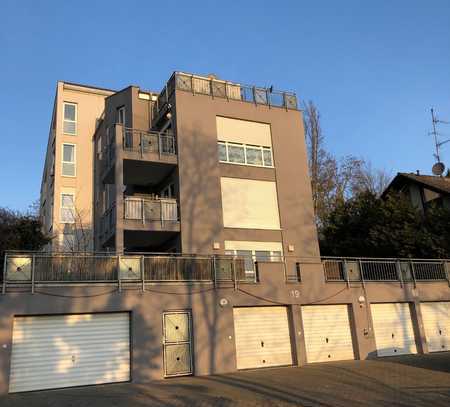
{"left": 153, "top": 72, "right": 298, "bottom": 120}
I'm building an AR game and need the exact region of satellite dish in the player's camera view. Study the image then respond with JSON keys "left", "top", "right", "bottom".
{"left": 432, "top": 162, "right": 445, "bottom": 176}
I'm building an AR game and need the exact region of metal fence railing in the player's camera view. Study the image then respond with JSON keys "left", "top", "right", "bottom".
{"left": 123, "top": 127, "right": 176, "bottom": 157}
{"left": 152, "top": 72, "right": 298, "bottom": 121}
{"left": 323, "top": 257, "right": 450, "bottom": 285}
{"left": 2, "top": 252, "right": 249, "bottom": 293}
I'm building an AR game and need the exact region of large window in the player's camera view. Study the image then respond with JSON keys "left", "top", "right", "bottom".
{"left": 60, "top": 193, "right": 75, "bottom": 223}
{"left": 62, "top": 144, "right": 76, "bottom": 177}
{"left": 218, "top": 141, "right": 273, "bottom": 168}
{"left": 63, "top": 103, "right": 77, "bottom": 135}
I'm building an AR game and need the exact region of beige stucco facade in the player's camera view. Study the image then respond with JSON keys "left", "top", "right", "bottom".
{"left": 40, "top": 82, "right": 114, "bottom": 251}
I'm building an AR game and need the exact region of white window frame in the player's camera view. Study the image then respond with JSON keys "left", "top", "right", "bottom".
{"left": 63, "top": 102, "right": 77, "bottom": 135}
{"left": 60, "top": 193, "right": 75, "bottom": 224}
{"left": 61, "top": 143, "right": 76, "bottom": 177}
{"left": 218, "top": 140, "right": 274, "bottom": 168}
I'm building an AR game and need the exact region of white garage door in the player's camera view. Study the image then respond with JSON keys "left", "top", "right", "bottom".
{"left": 9, "top": 313, "right": 130, "bottom": 393}
{"left": 371, "top": 303, "right": 417, "bottom": 357}
{"left": 421, "top": 302, "right": 450, "bottom": 352}
{"left": 233, "top": 306, "right": 293, "bottom": 369}
{"left": 302, "top": 305, "right": 355, "bottom": 363}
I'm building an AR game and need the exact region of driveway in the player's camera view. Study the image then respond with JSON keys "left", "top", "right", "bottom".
{"left": 3, "top": 353, "right": 450, "bottom": 407}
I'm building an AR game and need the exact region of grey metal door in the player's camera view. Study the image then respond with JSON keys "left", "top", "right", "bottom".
{"left": 163, "top": 311, "right": 193, "bottom": 377}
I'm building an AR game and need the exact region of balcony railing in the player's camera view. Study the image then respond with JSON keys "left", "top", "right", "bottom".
{"left": 322, "top": 257, "right": 450, "bottom": 284}
{"left": 2, "top": 253, "right": 249, "bottom": 292}
{"left": 124, "top": 197, "right": 178, "bottom": 223}
{"left": 123, "top": 127, "right": 176, "bottom": 157}
{"left": 153, "top": 72, "right": 298, "bottom": 120}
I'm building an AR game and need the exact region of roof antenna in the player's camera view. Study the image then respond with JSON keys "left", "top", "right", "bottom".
{"left": 429, "top": 108, "right": 449, "bottom": 176}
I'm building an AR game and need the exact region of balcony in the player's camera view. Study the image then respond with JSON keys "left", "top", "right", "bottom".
{"left": 123, "top": 197, "right": 180, "bottom": 232}
{"left": 2, "top": 252, "right": 248, "bottom": 292}
{"left": 100, "top": 126, "right": 177, "bottom": 183}
{"left": 153, "top": 72, "right": 299, "bottom": 124}
{"left": 322, "top": 257, "right": 450, "bottom": 286}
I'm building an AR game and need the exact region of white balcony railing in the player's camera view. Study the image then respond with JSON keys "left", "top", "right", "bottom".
{"left": 124, "top": 197, "right": 178, "bottom": 223}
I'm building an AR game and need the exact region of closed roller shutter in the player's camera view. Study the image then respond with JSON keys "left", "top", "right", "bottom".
{"left": 371, "top": 303, "right": 417, "bottom": 357}
{"left": 302, "top": 305, "right": 355, "bottom": 363}
{"left": 9, "top": 313, "right": 130, "bottom": 393}
{"left": 233, "top": 307, "right": 293, "bottom": 369}
{"left": 421, "top": 302, "right": 450, "bottom": 352}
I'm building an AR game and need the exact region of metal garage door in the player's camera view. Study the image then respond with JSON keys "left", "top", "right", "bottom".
{"left": 9, "top": 313, "right": 130, "bottom": 393}
{"left": 421, "top": 302, "right": 450, "bottom": 352}
{"left": 371, "top": 303, "right": 417, "bottom": 357}
{"left": 233, "top": 306, "right": 293, "bottom": 369}
{"left": 302, "top": 305, "right": 355, "bottom": 363}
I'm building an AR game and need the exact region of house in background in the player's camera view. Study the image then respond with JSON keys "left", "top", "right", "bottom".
{"left": 382, "top": 172, "right": 450, "bottom": 212}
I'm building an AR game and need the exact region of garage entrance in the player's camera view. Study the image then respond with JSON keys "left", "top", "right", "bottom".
{"left": 9, "top": 312, "right": 130, "bottom": 393}
{"left": 421, "top": 302, "right": 450, "bottom": 352}
{"left": 371, "top": 303, "right": 417, "bottom": 357}
{"left": 233, "top": 306, "right": 293, "bottom": 369}
{"left": 301, "top": 304, "right": 355, "bottom": 363}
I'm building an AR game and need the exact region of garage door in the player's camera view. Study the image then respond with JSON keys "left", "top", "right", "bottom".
{"left": 9, "top": 313, "right": 130, "bottom": 393}
{"left": 233, "top": 306, "right": 293, "bottom": 369}
{"left": 371, "top": 303, "right": 417, "bottom": 357}
{"left": 302, "top": 305, "right": 355, "bottom": 363}
{"left": 421, "top": 302, "right": 450, "bottom": 352}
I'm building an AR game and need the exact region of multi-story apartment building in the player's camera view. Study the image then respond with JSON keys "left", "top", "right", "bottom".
{"left": 40, "top": 81, "right": 114, "bottom": 251}
{"left": 1, "top": 72, "right": 449, "bottom": 394}
{"left": 41, "top": 72, "right": 319, "bottom": 271}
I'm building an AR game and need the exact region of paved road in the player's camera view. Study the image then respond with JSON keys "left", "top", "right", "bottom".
{"left": 3, "top": 353, "right": 450, "bottom": 406}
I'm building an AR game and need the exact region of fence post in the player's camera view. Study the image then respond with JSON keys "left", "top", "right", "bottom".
{"left": 358, "top": 259, "right": 366, "bottom": 290}
{"left": 118, "top": 255, "right": 122, "bottom": 293}
{"left": 396, "top": 260, "right": 403, "bottom": 288}
{"left": 2, "top": 254, "right": 7, "bottom": 295}
{"left": 158, "top": 133, "right": 162, "bottom": 160}
{"left": 141, "top": 255, "right": 145, "bottom": 292}
{"left": 410, "top": 260, "right": 417, "bottom": 289}
{"left": 31, "top": 254, "right": 35, "bottom": 294}
{"left": 343, "top": 259, "right": 350, "bottom": 289}
{"left": 444, "top": 261, "right": 450, "bottom": 288}
{"left": 212, "top": 256, "right": 217, "bottom": 289}
{"left": 232, "top": 258, "right": 237, "bottom": 291}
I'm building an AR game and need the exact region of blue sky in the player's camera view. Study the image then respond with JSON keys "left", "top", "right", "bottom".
{"left": 1, "top": 0, "right": 449, "bottom": 211}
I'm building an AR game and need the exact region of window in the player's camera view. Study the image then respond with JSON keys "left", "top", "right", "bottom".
{"left": 218, "top": 142, "right": 228, "bottom": 162}
{"left": 245, "top": 145, "right": 263, "bottom": 166}
{"left": 62, "top": 144, "right": 76, "bottom": 176}
{"left": 227, "top": 143, "right": 245, "bottom": 164}
{"left": 225, "top": 247, "right": 284, "bottom": 275}
{"left": 218, "top": 141, "right": 274, "bottom": 168}
{"left": 117, "top": 106, "right": 125, "bottom": 125}
{"left": 61, "top": 193, "right": 75, "bottom": 223}
{"left": 60, "top": 233, "right": 75, "bottom": 251}
{"left": 63, "top": 103, "right": 77, "bottom": 135}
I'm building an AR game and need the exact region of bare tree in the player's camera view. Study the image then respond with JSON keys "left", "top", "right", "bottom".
{"left": 303, "top": 100, "right": 390, "bottom": 227}
{"left": 303, "top": 101, "right": 364, "bottom": 226}
{"left": 351, "top": 161, "right": 392, "bottom": 197}
{"left": 59, "top": 205, "right": 93, "bottom": 253}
